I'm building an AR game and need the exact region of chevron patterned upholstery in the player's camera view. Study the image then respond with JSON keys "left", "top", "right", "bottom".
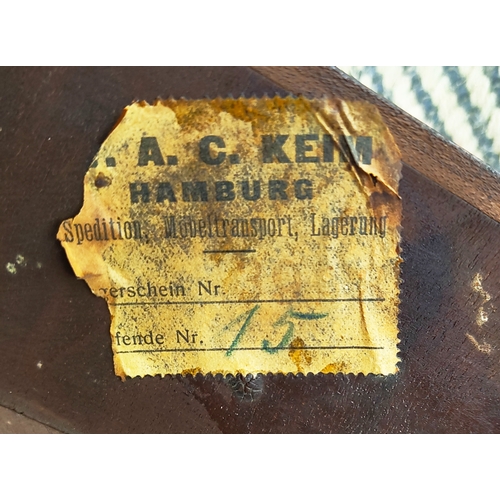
{"left": 337, "top": 67, "right": 500, "bottom": 173}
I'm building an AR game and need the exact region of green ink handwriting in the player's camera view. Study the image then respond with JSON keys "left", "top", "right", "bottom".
{"left": 225, "top": 305, "right": 260, "bottom": 356}
{"left": 262, "top": 310, "right": 329, "bottom": 354}
{"left": 224, "top": 305, "right": 328, "bottom": 356}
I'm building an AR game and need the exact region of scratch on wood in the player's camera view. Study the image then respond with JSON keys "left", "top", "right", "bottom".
{"left": 466, "top": 333, "right": 492, "bottom": 354}
{"left": 5, "top": 262, "right": 16, "bottom": 274}
{"left": 472, "top": 273, "right": 491, "bottom": 325}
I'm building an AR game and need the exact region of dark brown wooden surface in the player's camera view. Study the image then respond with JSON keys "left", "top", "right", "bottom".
{"left": 1, "top": 67, "right": 500, "bottom": 433}
{"left": 0, "top": 405, "right": 59, "bottom": 434}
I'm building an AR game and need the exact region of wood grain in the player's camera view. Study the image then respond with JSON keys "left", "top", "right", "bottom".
{"left": 0, "top": 405, "right": 60, "bottom": 433}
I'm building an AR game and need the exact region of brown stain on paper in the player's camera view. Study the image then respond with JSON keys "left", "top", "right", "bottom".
{"left": 288, "top": 337, "right": 313, "bottom": 373}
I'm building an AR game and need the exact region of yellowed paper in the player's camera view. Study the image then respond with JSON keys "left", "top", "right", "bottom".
{"left": 57, "top": 97, "right": 402, "bottom": 379}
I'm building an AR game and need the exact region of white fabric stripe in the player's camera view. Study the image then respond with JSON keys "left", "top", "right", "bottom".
{"left": 338, "top": 66, "right": 375, "bottom": 91}
{"left": 416, "top": 67, "right": 483, "bottom": 160}
{"left": 358, "top": 71, "right": 377, "bottom": 90}
{"left": 459, "top": 66, "right": 500, "bottom": 156}
{"left": 374, "top": 66, "right": 427, "bottom": 124}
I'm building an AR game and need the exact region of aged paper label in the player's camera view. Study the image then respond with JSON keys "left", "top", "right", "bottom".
{"left": 57, "top": 97, "right": 402, "bottom": 379}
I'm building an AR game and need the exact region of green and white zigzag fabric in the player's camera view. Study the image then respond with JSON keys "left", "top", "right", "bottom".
{"left": 337, "top": 66, "right": 500, "bottom": 173}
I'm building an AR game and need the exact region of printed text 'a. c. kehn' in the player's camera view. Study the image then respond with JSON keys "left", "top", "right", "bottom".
{"left": 131, "top": 134, "right": 373, "bottom": 167}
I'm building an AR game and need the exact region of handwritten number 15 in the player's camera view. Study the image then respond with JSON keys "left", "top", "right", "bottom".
{"left": 225, "top": 305, "right": 328, "bottom": 356}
